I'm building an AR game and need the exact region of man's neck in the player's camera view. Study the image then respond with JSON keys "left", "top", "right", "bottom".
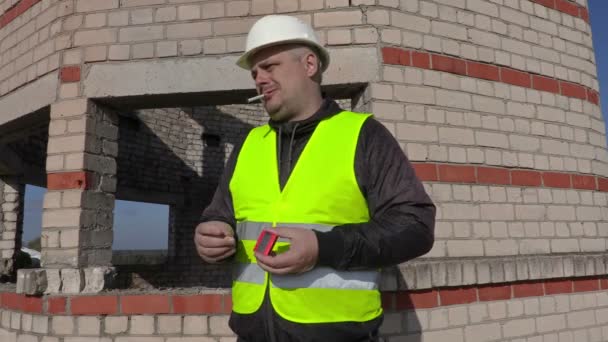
{"left": 287, "top": 93, "right": 323, "bottom": 123}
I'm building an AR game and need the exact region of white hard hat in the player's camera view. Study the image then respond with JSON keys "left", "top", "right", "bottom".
{"left": 237, "top": 15, "right": 330, "bottom": 72}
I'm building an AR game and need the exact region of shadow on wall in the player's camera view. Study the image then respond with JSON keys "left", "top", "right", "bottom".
{"left": 113, "top": 104, "right": 258, "bottom": 289}
{"left": 376, "top": 267, "right": 423, "bottom": 341}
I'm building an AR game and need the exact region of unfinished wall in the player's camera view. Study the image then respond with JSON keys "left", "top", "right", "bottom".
{"left": 115, "top": 104, "right": 264, "bottom": 287}
{"left": 0, "top": 179, "right": 23, "bottom": 280}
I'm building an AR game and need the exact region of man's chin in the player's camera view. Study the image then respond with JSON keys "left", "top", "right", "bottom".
{"left": 268, "top": 112, "right": 284, "bottom": 122}
{"left": 265, "top": 105, "right": 283, "bottom": 120}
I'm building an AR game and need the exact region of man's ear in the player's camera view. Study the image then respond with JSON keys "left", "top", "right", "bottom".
{"left": 304, "top": 53, "right": 319, "bottom": 78}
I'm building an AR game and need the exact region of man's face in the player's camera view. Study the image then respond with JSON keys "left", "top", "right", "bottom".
{"left": 249, "top": 45, "right": 312, "bottom": 121}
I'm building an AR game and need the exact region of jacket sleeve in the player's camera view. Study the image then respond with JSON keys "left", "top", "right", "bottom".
{"left": 314, "top": 117, "right": 436, "bottom": 270}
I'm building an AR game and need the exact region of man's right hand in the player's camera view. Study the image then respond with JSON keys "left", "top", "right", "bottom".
{"left": 194, "top": 221, "right": 236, "bottom": 263}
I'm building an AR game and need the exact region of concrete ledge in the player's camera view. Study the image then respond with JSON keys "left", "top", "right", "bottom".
{"left": 16, "top": 267, "right": 116, "bottom": 295}
{"left": 16, "top": 269, "right": 47, "bottom": 295}
{"left": 2, "top": 274, "right": 608, "bottom": 315}
{"left": 384, "top": 253, "right": 608, "bottom": 291}
{"left": 83, "top": 46, "right": 378, "bottom": 107}
{"left": 0, "top": 72, "right": 57, "bottom": 127}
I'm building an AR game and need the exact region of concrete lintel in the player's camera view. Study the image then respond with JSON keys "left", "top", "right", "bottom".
{"left": 385, "top": 253, "right": 608, "bottom": 291}
{"left": 0, "top": 72, "right": 58, "bottom": 127}
{"left": 83, "top": 47, "right": 378, "bottom": 108}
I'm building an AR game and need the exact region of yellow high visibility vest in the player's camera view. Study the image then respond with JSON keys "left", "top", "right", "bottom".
{"left": 229, "top": 110, "right": 382, "bottom": 324}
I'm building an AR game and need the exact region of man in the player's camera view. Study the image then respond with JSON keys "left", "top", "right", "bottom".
{"left": 194, "top": 15, "right": 436, "bottom": 342}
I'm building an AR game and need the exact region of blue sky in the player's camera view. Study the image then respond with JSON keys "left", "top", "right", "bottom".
{"left": 21, "top": 1, "right": 608, "bottom": 250}
{"left": 589, "top": 0, "right": 607, "bottom": 119}
{"left": 22, "top": 188, "right": 169, "bottom": 250}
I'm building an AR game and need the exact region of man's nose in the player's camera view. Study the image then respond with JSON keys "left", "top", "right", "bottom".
{"left": 254, "top": 70, "right": 270, "bottom": 87}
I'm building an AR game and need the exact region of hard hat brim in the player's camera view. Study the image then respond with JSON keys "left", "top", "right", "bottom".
{"left": 236, "top": 39, "right": 330, "bottom": 72}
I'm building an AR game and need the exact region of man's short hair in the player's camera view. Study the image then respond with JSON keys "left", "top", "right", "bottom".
{"left": 288, "top": 44, "right": 323, "bottom": 84}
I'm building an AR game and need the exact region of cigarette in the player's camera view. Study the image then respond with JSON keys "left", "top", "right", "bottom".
{"left": 247, "top": 94, "right": 265, "bottom": 103}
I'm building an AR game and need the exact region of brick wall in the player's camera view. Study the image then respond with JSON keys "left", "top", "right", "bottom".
{"left": 366, "top": 0, "right": 607, "bottom": 280}
{"left": 0, "top": 178, "right": 23, "bottom": 280}
{"left": 43, "top": 99, "right": 119, "bottom": 269}
{"left": 0, "top": 0, "right": 68, "bottom": 97}
{"left": 0, "top": 275, "right": 607, "bottom": 341}
{"left": 0, "top": 0, "right": 606, "bottom": 340}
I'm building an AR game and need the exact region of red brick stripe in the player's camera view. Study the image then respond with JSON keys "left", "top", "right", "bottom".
{"left": 382, "top": 276, "right": 607, "bottom": 311}
{"left": 395, "top": 290, "right": 438, "bottom": 310}
{"left": 412, "top": 162, "right": 608, "bottom": 193}
{"left": 477, "top": 167, "right": 510, "bottom": 185}
{"left": 439, "top": 287, "right": 477, "bottom": 306}
{"left": 513, "top": 282, "right": 544, "bottom": 298}
{"left": 544, "top": 279, "right": 573, "bottom": 295}
{"left": 0, "top": 276, "right": 606, "bottom": 315}
{"left": 121, "top": 295, "right": 171, "bottom": 314}
{"left": 1, "top": 293, "right": 22, "bottom": 310}
{"left": 0, "top": 0, "right": 42, "bottom": 29}
{"left": 530, "top": 0, "right": 589, "bottom": 22}
{"left": 438, "top": 164, "right": 476, "bottom": 183}
{"left": 59, "top": 66, "right": 81, "bottom": 83}
{"left": 71, "top": 296, "right": 118, "bottom": 315}
{"left": 22, "top": 296, "right": 43, "bottom": 313}
{"left": 382, "top": 47, "right": 600, "bottom": 106}
{"left": 47, "top": 297, "right": 67, "bottom": 314}
{"left": 412, "top": 164, "right": 438, "bottom": 181}
{"left": 172, "top": 294, "right": 229, "bottom": 314}
{"left": 47, "top": 171, "right": 94, "bottom": 190}
{"left": 478, "top": 284, "right": 512, "bottom": 301}
{"left": 573, "top": 278, "right": 600, "bottom": 292}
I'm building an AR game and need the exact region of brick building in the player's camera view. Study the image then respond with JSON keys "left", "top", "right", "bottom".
{"left": 0, "top": 0, "right": 607, "bottom": 340}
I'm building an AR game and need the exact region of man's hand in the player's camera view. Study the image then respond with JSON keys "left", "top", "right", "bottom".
{"left": 194, "top": 221, "right": 236, "bottom": 263}
{"left": 255, "top": 227, "right": 318, "bottom": 275}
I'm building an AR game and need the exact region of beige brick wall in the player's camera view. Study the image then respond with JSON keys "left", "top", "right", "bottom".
{"left": 372, "top": 50, "right": 608, "bottom": 171}
{"left": 0, "top": 288, "right": 606, "bottom": 340}
{"left": 0, "top": 0, "right": 67, "bottom": 97}
{"left": 380, "top": 289, "right": 608, "bottom": 341}
{"left": 0, "top": 310, "right": 234, "bottom": 341}
{"left": 0, "top": 0, "right": 19, "bottom": 16}
{"left": 425, "top": 184, "right": 608, "bottom": 259}
{"left": 43, "top": 100, "right": 119, "bottom": 268}
{"left": 378, "top": 0, "right": 598, "bottom": 90}
{"left": 0, "top": 179, "right": 23, "bottom": 265}
{"left": 41, "top": 0, "right": 384, "bottom": 73}
{"left": 377, "top": 67, "right": 607, "bottom": 175}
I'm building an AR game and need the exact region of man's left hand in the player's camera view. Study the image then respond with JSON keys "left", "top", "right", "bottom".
{"left": 255, "top": 227, "right": 318, "bottom": 275}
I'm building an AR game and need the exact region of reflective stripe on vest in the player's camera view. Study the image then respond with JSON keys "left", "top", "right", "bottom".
{"left": 233, "top": 222, "right": 379, "bottom": 290}
{"left": 229, "top": 111, "right": 383, "bottom": 323}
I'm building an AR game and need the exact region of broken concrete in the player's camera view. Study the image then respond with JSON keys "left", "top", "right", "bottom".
{"left": 15, "top": 269, "right": 47, "bottom": 295}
